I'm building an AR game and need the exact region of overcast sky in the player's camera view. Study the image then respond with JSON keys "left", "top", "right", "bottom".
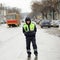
{"left": 0, "top": 0, "right": 41, "bottom": 13}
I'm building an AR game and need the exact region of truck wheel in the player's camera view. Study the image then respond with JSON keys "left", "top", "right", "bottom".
{"left": 48, "top": 26, "right": 50, "bottom": 28}
{"left": 8, "top": 24, "right": 11, "bottom": 27}
{"left": 41, "top": 26, "right": 43, "bottom": 28}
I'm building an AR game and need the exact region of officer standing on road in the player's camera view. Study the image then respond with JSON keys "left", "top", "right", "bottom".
{"left": 23, "top": 17, "right": 38, "bottom": 57}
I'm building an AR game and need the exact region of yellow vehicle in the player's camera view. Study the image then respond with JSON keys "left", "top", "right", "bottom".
{"left": 6, "top": 13, "right": 21, "bottom": 27}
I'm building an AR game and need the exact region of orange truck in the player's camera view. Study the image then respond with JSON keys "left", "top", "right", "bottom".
{"left": 6, "top": 13, "right": 21, "bottom": 27}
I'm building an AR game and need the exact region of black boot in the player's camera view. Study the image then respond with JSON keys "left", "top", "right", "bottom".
{"left": 27, "top": 52, "right": 31, "bottom": 58}
{"left": 34, "top": 51, "right": 38, "bottom": 57}
{"left": 28, "top": 54, "right": 31, "bottom": 57}
{"left": 35, "top": 53, "right": 38, "bottom": 57}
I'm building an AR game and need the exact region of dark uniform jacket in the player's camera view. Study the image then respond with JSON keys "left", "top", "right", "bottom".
{"left": 23, "top": 23, "right": 37, "bottom": 37}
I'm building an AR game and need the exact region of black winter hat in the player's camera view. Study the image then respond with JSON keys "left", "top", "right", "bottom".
{"left": 25, "top": 17, "right": 31, "bottom": 22}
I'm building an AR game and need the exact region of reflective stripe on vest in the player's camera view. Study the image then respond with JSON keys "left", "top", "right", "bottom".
{"left": 23, "top": 23, "right": 35, "bottom": 32}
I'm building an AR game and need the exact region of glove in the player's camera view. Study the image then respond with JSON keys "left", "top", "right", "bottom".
{"left": 28, "top": 31, "right": 36, "bottom": 37}
{"left": 24, "top": 32, "right": 28, "bottom": 36}
{"left": 24, "top": 31, "right": 36, "bottom": 37}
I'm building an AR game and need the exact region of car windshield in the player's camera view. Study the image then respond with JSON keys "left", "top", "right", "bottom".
{"left": 42, "top": 20, "right": 50, "bottom": 23}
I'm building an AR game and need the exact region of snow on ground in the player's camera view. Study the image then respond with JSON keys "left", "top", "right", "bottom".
{"left": 37, "top": 28, "right": 60, "bottom": 60}
{"left": 0, "top": 24, "right": 60, "bottom": 60}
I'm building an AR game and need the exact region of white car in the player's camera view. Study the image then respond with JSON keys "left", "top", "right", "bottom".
{"left": 51, "top": 20, "right": 59, "bottom": 27}
{"left": 35, "top": 19, "right": 40, "bottom": 24}
{"left": 56, "top": 20, "right": 60, "bottom": 25}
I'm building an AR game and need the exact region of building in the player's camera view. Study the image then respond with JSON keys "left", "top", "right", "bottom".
{"left": 0, "top": 4, "right": 7, "bottom": 23}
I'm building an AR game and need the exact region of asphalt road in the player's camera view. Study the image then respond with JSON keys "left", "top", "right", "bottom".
{"left": 0, "top": 24, "right": 60, "bottom": 60}
{"left": 44, "top": 27, "right": 60, "bottom": 37}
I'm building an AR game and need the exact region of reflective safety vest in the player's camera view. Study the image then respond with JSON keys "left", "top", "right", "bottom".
{"left": 23, "top": 23, "right": 35, "bottom": 32}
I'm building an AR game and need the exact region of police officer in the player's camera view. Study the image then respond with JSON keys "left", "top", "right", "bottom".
{"left": 23, "top": 17, "right": 38, "bottom": 57}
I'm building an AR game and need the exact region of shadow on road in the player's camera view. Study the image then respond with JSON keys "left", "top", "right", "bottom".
{"left": 27, "top": 57, "right": 31, "bottom": 60}
{"left": 34, "top": 56, "right": 38, "bottom": 60}
{"left": 27, "top": 56, "right": 38, "bottom": 60}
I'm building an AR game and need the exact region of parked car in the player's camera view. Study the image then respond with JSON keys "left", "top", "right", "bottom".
{"left": 35, "top": 19, "right": 40, "bottom": 24}
{"left": 0, "top": 20, "right": 6, "bottom": 24}
{"left": 55, "top": 20, "right": 60, "bottom": 26}
{"left": 51, "top": 20, "right": 59, "bottom": 27}
{"left": 36, "top": 20, "right": 40, "bottom": 24}
{"left": 40, "top": 20, "right": 51, "bottom": 28}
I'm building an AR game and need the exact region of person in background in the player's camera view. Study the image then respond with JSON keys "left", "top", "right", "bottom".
{"left": 23, "top": 17, "right": 38, "bottom": 57}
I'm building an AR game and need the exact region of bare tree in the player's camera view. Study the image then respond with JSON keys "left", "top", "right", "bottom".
{"left": 31, "top": 0, "right": 59, "bottom": 20}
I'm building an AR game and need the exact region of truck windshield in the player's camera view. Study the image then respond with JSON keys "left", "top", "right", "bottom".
{"left": 7, "top": 15, "right": 16, "bottom": 20}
